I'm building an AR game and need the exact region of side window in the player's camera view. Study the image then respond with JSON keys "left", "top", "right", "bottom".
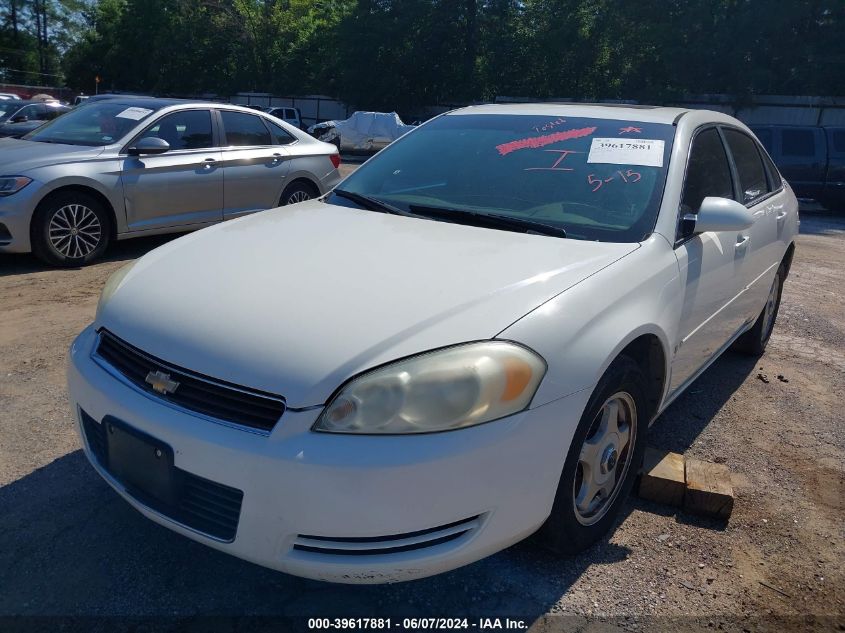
{"left": 16, "top": 105, "right": 39, "bottom": 120}
{"left": 140, "top": 110, "right": 214, "bottom": 150}
{"left": 722, "top": 128, "right": 770, "bottom": 204}
{"left": 758, "top": 146, "right": 782, "bottom": 190}
{"left": 680, "top": 128, "right": 735, "bottom": 215}
{"left": 221, "top": 111, "right": 271, "bottom": 146}
{"left": 265, "top": 119, "right": 296, "bottom": 145}
{"left": 781, "top": 129, "right": 816, "bottom": 157}
{"left": 44, "top": 107, "right": 65, "bottom": 121}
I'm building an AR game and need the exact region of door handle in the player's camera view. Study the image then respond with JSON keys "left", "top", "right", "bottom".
{"left": 735, "top": 235, "right": 750, "bottom": 251}
{"left": 270, "top": 153, "right": 283, "bottom": 165}
{"left": 203, "top": 158, "right": 218, "bottom": 170}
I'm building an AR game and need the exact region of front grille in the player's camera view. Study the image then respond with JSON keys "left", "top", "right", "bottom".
{"left": 293, "top": 515, "right": 482, "bottom": 557}
{"left": 95, "top": 329, "right": 285, "bottom": 432}
{"left": 80, "top": 408, "right": 243, "bottom": 541}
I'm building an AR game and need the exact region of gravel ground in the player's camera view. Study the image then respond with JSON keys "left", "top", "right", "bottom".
{"left": 0, "top": 187, "right": 842, "bottom": 632}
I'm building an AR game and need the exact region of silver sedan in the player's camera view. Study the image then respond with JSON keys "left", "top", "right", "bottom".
{"left": 0, "top": 99, "right": 341, "bottom": 266}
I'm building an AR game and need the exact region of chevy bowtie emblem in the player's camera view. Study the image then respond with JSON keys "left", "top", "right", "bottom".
{"left": 145, "top": 370, "right": 180, "bottom": 395}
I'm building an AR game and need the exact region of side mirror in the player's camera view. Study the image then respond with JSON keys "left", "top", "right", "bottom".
{"left": 11, "top": 114, "right": 27, "bottom": 123}
{"left": 685, "top": 197, "right": 753, "bottom": 235}
{"left": 128, "top": 137, "right": 170, "bottom": 156}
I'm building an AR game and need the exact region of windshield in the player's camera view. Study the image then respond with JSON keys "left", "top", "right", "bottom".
{"left": 0, "top": 101, "right": 23, "bottom": 121}
{"left": 23, "top": 101, "right": 162, "bottom": 146}
{"left": 334, "top": 114, "right": 676, "bottom": 242}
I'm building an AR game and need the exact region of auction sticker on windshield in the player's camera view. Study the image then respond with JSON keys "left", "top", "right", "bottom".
{"left": 115, "top": 107, "right": 154, "bottom": 120}
{"left": 587, "top": 138, "right": 665, "bottom": 167}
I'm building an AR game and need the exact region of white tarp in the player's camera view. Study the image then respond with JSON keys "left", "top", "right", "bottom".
{"left": 309, "top": 111, "right": 416, "bottom": 151}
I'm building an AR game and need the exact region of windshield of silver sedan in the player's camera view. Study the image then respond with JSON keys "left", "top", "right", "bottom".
{"left": 331, "top": 114, "right": 676, "bottom": 242}
{"left": 23, "top": 101, "right": 163, "bottom": 146}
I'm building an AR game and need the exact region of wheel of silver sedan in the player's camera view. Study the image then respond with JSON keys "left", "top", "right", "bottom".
{"left": 287, "top": 190, "right": 311, "bottom": 204}
{"left": 572, "top": 391, "right": 637, "bottom": 526}
{"left": 48, "top": 204, "right": 102, "bottom": 258}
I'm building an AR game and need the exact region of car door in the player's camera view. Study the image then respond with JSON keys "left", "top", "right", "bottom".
{"left": 120, "top": 108, "right": 223, "bottom": 231}
{"left": 218, "top": 110, "right": 292, "bottom": 219}
{"left": 669, "top": 127, "right": 752, "bottom": 393}
{"left": 721, "top": 127, "right": 781, "bottom": 323}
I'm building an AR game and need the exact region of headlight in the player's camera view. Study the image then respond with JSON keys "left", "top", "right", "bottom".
{"left": 96, "top": 261, "right": 137, "bottom": 319}
{"left": 314, "top": 342, "right": 546, "bottom": 434}
{"left": 0, "top": 176, "right": 32, "bottom": 196}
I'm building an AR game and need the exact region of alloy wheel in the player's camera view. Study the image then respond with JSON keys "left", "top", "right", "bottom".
{"left": 572, "top": 391, "right": 637, "bottom": 526}
{"left": 287, "top": 190, "right": 311, "bottom": 204}
{"left": 49, "top": 204, "right": 102, "bottom": 259}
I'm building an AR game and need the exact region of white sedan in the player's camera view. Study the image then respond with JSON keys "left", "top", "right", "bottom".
{"left": 68, "top": 104, "right": 798, "bottom": 583}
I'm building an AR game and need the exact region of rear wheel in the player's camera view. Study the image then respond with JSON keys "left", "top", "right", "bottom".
{"left": 732, "top": 265, "right": 784, "bottom": 355}
{"left": 32, "top": 191, "right": 111, "bottom": 267}
{"left": 280, "top": 180, "right": 318, "bottom": 206}
{"left": 536, "top": 356, "right": 647, "bottom": 554}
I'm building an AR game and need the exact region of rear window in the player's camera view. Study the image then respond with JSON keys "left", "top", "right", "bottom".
{"left": 781, "top": 129, "right": 816, "bottom": 157}
{"left": 723, "top": 129, "right": 770, "bottom": 204}
{"left": 265, "top": 119, "right": 297, "bottom": 145}
{"left": 221, "top": 111, "right": 271, "bottom": 146}
{"left": 336, "top": 114, "right": 676, "bottom": 243}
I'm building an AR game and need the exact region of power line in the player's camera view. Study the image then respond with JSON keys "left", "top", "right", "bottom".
{"left": 0, "top": 66, "right": 64, "bottom": 78}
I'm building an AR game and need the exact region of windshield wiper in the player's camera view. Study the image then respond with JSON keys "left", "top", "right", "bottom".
{"left": 408, "top": 204, "right": 567, "bottom": 238}
{"left": 332, "top": 189, "right": 419, "bottom": 218}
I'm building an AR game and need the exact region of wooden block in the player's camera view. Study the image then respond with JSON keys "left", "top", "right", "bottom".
{"left": 638, "top": 447, "right": 686, "bottom": 507}
{"left": 684, "top": 458, "right": 734, "bottom": 519}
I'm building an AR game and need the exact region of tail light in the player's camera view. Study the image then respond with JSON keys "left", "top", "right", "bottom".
{"left": 330, "top": 153, "right": 341, "bottom": 169}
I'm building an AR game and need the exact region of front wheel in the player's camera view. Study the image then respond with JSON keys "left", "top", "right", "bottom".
{"left": 536, "top": 356, "right": 648, "bottom": 554}
{"left": 32, "top": 191, "right": 112, "bottom": 267}
{"left": 732, "top": 265, "right": 784, "bottom": 355}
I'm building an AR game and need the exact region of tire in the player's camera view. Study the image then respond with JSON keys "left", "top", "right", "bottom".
{"left": 732, "top": 264, "right": 785, "bottom": 356}
{"left": 536, "top": 356, "right": 648, "bottom": 555}
{"left": 280, "top": 180, "right": 318, "bottom": 206}
{"left": 31, "top": 191, "right": 112, "bottom": 267}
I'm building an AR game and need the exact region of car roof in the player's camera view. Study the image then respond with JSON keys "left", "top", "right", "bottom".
{"left": 448, "top": 103, "right": 692, "bottom": 124}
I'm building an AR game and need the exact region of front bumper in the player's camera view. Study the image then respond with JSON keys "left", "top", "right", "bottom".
{"left": 68, "top": 325, "right": 589, "bottom": 583}
{"left": 0, "top": 180, "right": 41, "bottom": 253}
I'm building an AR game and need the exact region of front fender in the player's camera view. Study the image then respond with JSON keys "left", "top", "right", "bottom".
{"left": 28, "top": 167, "right": 126, "bottom": 232}
{"left": 499, "top": 234, "right": 681, "bottom": 409}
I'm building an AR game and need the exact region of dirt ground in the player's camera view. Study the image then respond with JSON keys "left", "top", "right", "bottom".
{"left": 0, "top": 182, "right": 842, "bottom": 631}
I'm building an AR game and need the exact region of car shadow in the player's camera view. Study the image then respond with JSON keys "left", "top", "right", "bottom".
{"left": 0, "top": 355, "right": 757, "bottom": 626}
{"left": 0, "top": 235, "right": 179, "bottom": 278}
{"left": 642, "top": 349, "right": 759, "bottom": 531}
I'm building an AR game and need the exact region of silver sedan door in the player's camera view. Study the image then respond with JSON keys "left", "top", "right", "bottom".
{"left": 120, "top": 109, "right": 223, "bottom": 231}
{"left": 218, "top": 110, "right": 292, "bottom": 219}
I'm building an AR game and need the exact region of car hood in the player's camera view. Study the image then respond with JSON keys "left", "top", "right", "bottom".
{"left": 98, "top": 201, "right": 639, "bottom": 407}
{"left": 0, "top": 137, "right": 105, "bottom": 171}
